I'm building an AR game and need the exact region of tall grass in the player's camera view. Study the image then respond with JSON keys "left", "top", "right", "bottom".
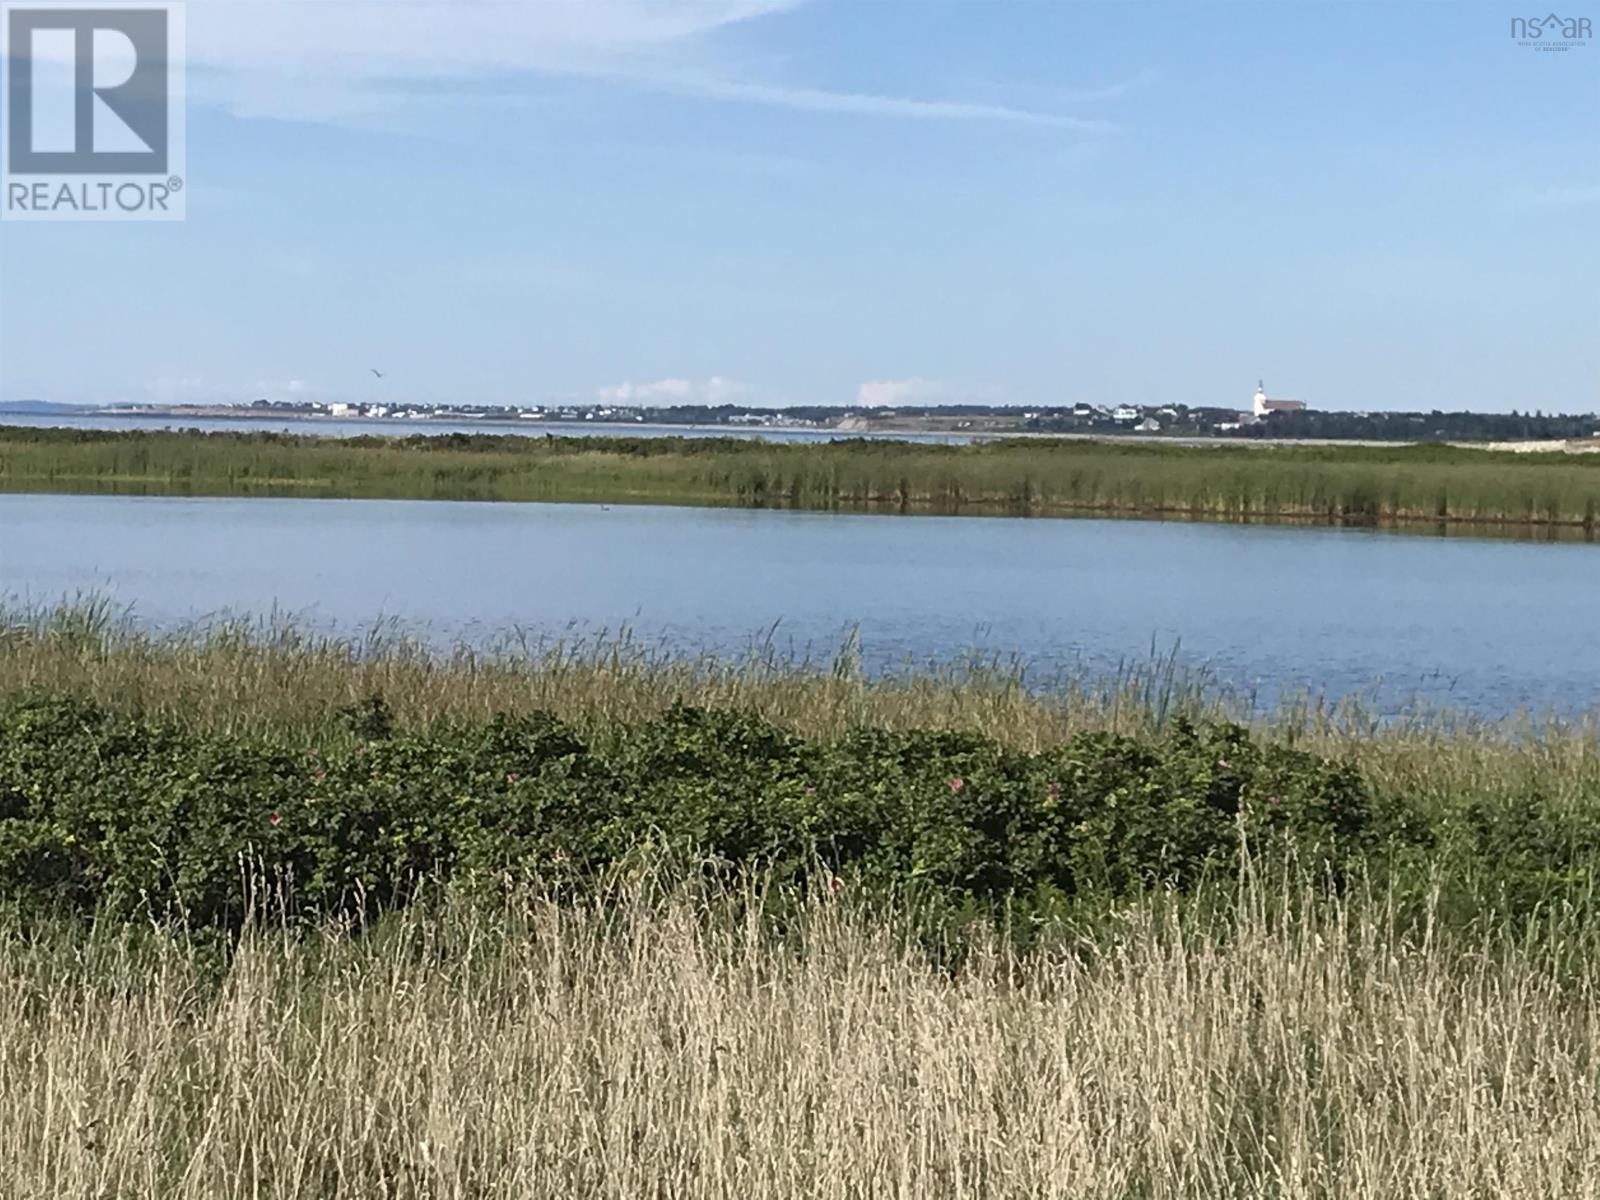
{"left": 0, "top": 597, "right": 1252, "bottom": 745}
{"left": 5, "top": 426, "right": 1600, "bottom": 531}
{"left": 3, "top": 875, "right": 1596, "bottom": 1198}
{"left": 5, "top": 605, "right": 1600, "bottom": 1194}
{"left": 4, "top": 600, "right": 1599, "bottom": 878}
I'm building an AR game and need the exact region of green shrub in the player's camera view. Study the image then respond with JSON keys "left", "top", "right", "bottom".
{"left": 0, "top": 692, "right": 1446, "bottom": 932}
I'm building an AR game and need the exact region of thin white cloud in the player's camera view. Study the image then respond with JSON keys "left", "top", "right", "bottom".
{"left": 610, "top": 73, "right": 1113, "bottom": 131}
{"left": 598, "top": 376, "right": 750, "bottom": 405}
{"left": 599, "top": 378, "right": 692, "bottom": 404}
{"left": 184, "top": 0, "right": 1126, "bottom": 131}
{"left": 188, "top": 0, "right": 799, "bottom": 74}
{"left": 150, "top": 376, "right": 315, "bottom": 403}
{"left": 1062, "top": 67, "right": 1162, "bottom": 103}
{"left": 857, "top": 378, "right": 952, "bottom": 407}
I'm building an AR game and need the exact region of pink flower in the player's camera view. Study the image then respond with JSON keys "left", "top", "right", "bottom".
{"left": 269, "top": 812, "right": 282, "bottom": 828}
{"left": 803, "top": 785, "right": 816, "bottom": 795}
{"left": 828, "top": 876, "right": 845, "bottom": 896}
{"left": 1269, "top": 795, "right": 1282, "bottom": 808}
{"left": 313, "top": 770, "right": 326, "bottom": 782}
{"left": 1046, "top": 782, "right": 1061, "bottom": 802}
{"left": 506, "top": 772, "right": 521, "bottom": 784}
{"left": 1216, "top": 759, "right": 1232, "bottom": 770}
{"left": 948, "top": 777, "right": 965, "bottom": 792}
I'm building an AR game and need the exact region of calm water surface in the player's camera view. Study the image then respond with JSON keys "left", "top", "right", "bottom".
{"left": 3, "top": 493, "right": 1597, "bottom": 717}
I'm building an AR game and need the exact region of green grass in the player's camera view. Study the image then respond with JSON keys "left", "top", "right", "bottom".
{"left": 5, "top": 425, "right": 1600, "bottom": 532}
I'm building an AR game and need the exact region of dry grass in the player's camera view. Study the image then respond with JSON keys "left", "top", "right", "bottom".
{"left": 2, "top": 877, "right": 1596, "bottom": 1199}
{"left": 0, "top": 608, "right": 1228, "bottom": 747}
{"left": 0, "top": 599, "right": 1583, "bottom": 743}
{"left": 5, "top": 600, "right": 1599, "bottom": 831}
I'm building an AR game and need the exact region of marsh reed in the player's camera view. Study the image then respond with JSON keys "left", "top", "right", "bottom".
{"left": 5, "top": 426, "right": 1600, "bottom": 531}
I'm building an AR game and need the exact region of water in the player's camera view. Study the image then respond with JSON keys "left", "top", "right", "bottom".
{"left": 0, "top": 411, "right": 987, "bottom": 444}
{"left": 3, "top": 492, "right": 1597, "bottom": 718}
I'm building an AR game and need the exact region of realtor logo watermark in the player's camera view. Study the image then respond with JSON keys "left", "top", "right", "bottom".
{"left": 2, "top": 1, "right": 185, "bottom": 220}
{"left": 1511, "top": 13, "right": 1591, "bottom": 50}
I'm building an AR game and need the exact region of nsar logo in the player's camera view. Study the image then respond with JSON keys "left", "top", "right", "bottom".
{"left": 1510, "top": 12, "right": 1592, "bottom": 50}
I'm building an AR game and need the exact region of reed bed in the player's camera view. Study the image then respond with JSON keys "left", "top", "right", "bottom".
{"left": 5, "top": 426, "right": 1600, "bottom": 531}
{"left": 0, "top": 598, "right": 1247, "bottom": 745}
{"left": 4, "top": 599, "right": 1597, "bottom": 815}
{"left": 3, "top": 876, "right": 1597, "bottom": 1199}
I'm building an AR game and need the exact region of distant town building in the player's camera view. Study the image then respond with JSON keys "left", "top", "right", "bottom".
{"left": 1252, "top": 380, "right": 1307, "bottom": 419}
{"left": 328, "top": 402, "right": 354, "bottom": 417}
{"left": 1111, "top": 405, "right": 1141, "bottom": 422}
{"left": 1135, "top": 417, "right": 1161, "bottom": 433}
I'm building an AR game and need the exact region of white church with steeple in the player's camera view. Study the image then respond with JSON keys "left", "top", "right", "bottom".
{"left": 1252, "top": 380, "right": 1307, "bottom": 419}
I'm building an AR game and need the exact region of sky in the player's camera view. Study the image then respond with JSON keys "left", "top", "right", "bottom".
{"left": 0, "top": 0, "right": 1596, "bottom": 413}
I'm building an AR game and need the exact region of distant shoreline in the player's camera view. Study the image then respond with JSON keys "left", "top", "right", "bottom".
{"left": 7, "top": 407, "right": 1600, "bottom": 455}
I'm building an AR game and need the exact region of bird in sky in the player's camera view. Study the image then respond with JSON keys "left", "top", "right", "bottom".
{"left": 370, "top": 368, "right": 385, "bottom": 379}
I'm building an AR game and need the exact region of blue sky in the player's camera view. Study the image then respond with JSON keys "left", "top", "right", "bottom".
{"left": 1, "top": 0, "right": 1595, "bottom": 412}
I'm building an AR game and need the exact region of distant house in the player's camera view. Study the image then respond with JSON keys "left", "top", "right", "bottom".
{"left": 1135, "top": 417, "right": 1161, "bottom": 433}
{"left": 328, "top": 402, "right": 354, "bottom": 417}
{"left": 1111, "top": 405, "right": 1141, "bottom": 422}
{"left": 1252, "top": 381, "right": 1307, "bottom": 419}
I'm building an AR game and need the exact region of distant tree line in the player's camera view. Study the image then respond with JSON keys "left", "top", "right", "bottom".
{"left": 1230, "top": 409, "right": 1600, "bottom": 443}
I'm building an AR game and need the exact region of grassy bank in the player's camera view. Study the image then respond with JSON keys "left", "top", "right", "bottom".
{"left": 5, "top": 425, "right": 1600, "bottom": 532}
{"left": 4, "top": 610, "right": 1600, "bottom": 1195}
{"left": 5, "top": 601, "right": 1596, "bottom": 825}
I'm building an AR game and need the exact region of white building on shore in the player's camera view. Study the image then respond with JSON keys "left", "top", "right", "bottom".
{"left": 1252, "top": 381, "right": 1307, "bottom": 419}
